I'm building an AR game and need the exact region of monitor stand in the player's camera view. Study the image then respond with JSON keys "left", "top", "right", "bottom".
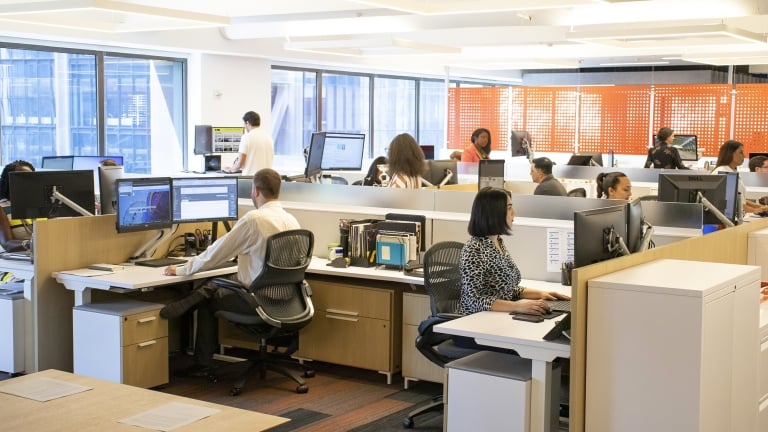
{"left": 51, "top": 187, "right": 94, "bottom": 217}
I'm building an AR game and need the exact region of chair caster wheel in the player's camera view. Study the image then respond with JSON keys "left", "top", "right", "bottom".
{"left": 230, "top": 387, "right": 242, "bottom": 396}
{"left": 303, "top": 370, "right": 315, "bottom": 378}
{"left": 402, "top": 417, "right": 414, "bottom": 428}
{"left": 296, "top": 384, "right": 308, "bottom": 394}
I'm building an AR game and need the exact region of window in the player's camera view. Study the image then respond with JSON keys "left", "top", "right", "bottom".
{"left": 419, "top": 80, "right": 446, "bottom": 151}
{"left": 322, "top": 73, "right": 370, "bottom": 154}
{"left": 271, "top": 68, "right": 317, "bottom": 160}
{"left": 373, "top": 77, "right": 415, "bottom": 156}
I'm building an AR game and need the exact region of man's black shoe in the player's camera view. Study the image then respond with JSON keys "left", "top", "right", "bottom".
{"left": 174, "top": 364, "right": 215, "bottom": 379}
{"left": 160, "top": 289, "right": 208, "bottom": 319}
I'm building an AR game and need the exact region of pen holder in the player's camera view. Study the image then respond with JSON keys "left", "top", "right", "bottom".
{"left": 561, "top": 262, "right": 573, "bottom": 286}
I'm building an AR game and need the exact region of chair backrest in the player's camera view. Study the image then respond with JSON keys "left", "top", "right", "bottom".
{"left": 567, "top": 187, "right": 587, "bottom": 197}
{"left": 247, "top": 229, "right": 315, "bottom": 327}
{"left": 423, "top": 241, "right": 464, "bottom": 315}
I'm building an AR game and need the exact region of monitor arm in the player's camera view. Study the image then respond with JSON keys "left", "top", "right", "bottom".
{"left": 420, "top": 168, "right": 454, "bottom": 188}
{"left": 50, "top": 186, "right": 94, "bottom": 217}
{"left": 637, "top": 221, "right": 655, "bottom": 252}
{"left": 697, "top": 192, "right": 735, "bottom": 228}
{"left": 605, "top": 226, "right": 630, "bottom": 257}
{"left": 521, "top": 139, "right": 534, "bottom": 162}
{"left": 130, "top": 227, "right": 177, "bottom": 261}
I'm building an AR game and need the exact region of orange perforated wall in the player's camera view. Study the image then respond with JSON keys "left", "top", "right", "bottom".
{"left": 447, "top": 87, "right": 510, "bottom": 151}
{"left": 578, "top": 85, "right": 651, "bottom": 155}
{"left": 652, "top": 84, "right": 731, "bottom": 158}
{"left": 734, "top": 84, "right": 768, "bottom": 155}
{"left": 512, "top": 87, "right": 578, "bottom": 153}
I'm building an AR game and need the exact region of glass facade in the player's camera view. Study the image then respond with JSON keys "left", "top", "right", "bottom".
{"left": 373, "top": 77, "right": 415, "bottom": 157}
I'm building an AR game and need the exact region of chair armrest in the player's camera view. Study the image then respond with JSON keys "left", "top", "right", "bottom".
{"left": 436, "top": 312, "right": 462, "bottom": 320}
{"left": 212, "top": 277, "right": 245, "bottom": 292}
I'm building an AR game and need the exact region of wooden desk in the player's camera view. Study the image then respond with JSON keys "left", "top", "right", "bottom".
{"left": 435, "top": 280, "right": 570, "bottom": 432}
{"left": 0, "top": 369, "right": 287, "bottom": 432}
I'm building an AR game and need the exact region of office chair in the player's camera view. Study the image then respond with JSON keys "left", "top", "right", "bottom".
{"left": 567, "top": 187, "right": 587, "bottom": 198}
{"left": 330, "top": 176, "right": 348, "bottom": 185}
{"left": 403, "top": 241, "right": 479, "bottom": 429}
{"left": 212, "top": 229, "right": 315, "bottom": 395}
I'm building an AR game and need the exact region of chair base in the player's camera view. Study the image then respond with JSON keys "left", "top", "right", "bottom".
{"left": 223, "top": 350, "right": 315, "bottom": 396}
{"left": 402, "top": 394, "right": 443, "bottom": 429}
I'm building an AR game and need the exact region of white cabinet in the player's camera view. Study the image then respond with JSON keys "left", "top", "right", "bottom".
{"left": 586, "top": 259, "right": 760, "bottom": 432}
{"left": 0, "top": 292, "right": 24, "bottom": 374}
{"left": 402, "top": 292, "right": 444, "bottom": 388}
{"left": 73, "top": 300, "right": 168, "bottom": 388}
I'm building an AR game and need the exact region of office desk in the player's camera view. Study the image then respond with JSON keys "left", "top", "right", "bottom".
{"left": 0, "top": 258, "right": 35, "bottom": 373}
{"left": 0, "top": 369, "right": 287, "bottom": 432}
{"left": 306, "top": 256, "right": 424, "bottom": 285}
{"left": 53, "top": 263, "right": 238, "bottom": 306}
{"left": 435, "top": 280, "right": 571, "bottom": 432}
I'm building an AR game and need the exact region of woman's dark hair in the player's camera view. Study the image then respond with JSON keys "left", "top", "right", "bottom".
{"left": 387, "top": 133, "right": 426, "bottom": 178}
{"left": 0, "top": 160, "right": 34, "bottom": 201}
{"left": 468, "top": 187, "right": 512, "bottom": 237}
{"left": 715, "top": 140, "right": 743, "bottom": 169}
{"left": 656, "top": 127, "right": 673, "bottom": 146}
{"left": 363, "top": 156, "right": 387, "bottom": 186}
{"left": 470, "top": 128, "right": 492, "bottom": 155}
{"left": 596, "top": 171, "right": 628, "bottom": 198}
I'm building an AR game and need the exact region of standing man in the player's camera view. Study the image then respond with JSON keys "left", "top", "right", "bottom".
{"left": 530, "top": 157, "right": 567, "bottom": 196}
{"left": 224, "top": 111, "right": 274, "bottom": 175}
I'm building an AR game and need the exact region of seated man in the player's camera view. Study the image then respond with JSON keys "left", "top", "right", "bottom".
{"left": 530, "top": 157, "right": 567, "bottom": 196}
{"left": 160, "top": 168, "right": 300, "bottom": 377}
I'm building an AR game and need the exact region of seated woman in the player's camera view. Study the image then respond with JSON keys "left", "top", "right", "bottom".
{"left": 0, "top": 160, "right": 35, "bottom": 252}
{"left": 458, "top": 187, "right": 569, "bottom": 316}
{"left": 387, "top": 133, "right": 425, "bottom": 189}
{"left": 362, "top": 156, "right": 387, "bottom": 186}
{"left": 711, "top": 140, "right": 768, "bottom": 217}
{"left": 596, "top": 171, "right": 632, "bottom": 200}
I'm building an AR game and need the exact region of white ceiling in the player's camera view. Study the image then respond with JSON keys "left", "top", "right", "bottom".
{"left": 2, "top": 0, "right": 768, "bottom": 80}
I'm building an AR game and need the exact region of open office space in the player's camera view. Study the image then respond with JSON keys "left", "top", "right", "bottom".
{"left": 4, "top": 2, "right": 768, "bottom": 432}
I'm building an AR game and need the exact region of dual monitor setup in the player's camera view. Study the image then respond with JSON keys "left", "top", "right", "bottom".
{"left": 575, "top": 170, "right": 739, "bottom": 268}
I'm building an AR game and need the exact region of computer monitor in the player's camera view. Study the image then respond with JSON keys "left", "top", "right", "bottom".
{"left": 171, "top": 177, "right": 238, "bottom": 224}
{"left": 568, "top": 152, "right": 603, "bottom": 166}
{"left": 305, "top": 132, "right": 325, "bottom": 179}
{"left": 204, "top": 155, "right": 221, "bottom": 172}
{"left": 41, "top": 156, "right": 74, "bottom": 170}
{"left": 424, "top": 159, "right": 458, "bottom": 187}
{"left": 626, "top": 199, "right": 654, "bottom": 253}
{"left": 194, "top": 125, "right": 213, "bottom": 155}
{"left": 655, "top": 134, "right": 698, "bottom": 161}
{"left": 478, "top": 159, "right": 505, "bottom": 190}
{"left": 98, "top": 166, "right": 124, "bottom": 215}
{"left": 9, "top": 170, "right": 95, "bottom": 219}
{"left": 657, "top": 173, "right": 739, "bottom": 226}
{"left": 320, "top": 132, "right": 366, "bottom": 171}
{"left": 749, "top": 152, "right": 768, "bottom": 160}
{"left": 115, "top": 177, "right": 173, "bottom": 233}
{"left": 420, "top": 145, "right": 435, "bottom": 160}
{"left": 510, "top": 131, "right": 531, "bottom": 157}
{"left": 573, "top": 204, "right": 629, "bottom": 268}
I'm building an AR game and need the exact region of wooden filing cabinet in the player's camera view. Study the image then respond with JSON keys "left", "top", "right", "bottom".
{"left": 294, "top": 275, "right": 402, "bottom": 383}
{"left": 73, "top": 300, "right": 168, "bottom": 389}
{"left": 402, "top": 291, "right": 444, "bottom": 388}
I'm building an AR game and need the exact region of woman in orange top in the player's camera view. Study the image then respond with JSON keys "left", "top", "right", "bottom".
{"left": 461, "top": 128, "right": 492, "bottom": 162}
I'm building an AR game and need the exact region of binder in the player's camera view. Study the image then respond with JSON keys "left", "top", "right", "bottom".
{"left": 376, "top": 232, "right": 413, "bottom": 267}
{"left": 348, "top": 219, "right": 380, "bottom": 267}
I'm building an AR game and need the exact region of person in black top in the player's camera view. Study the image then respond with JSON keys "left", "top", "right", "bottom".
{"left": 644, "top": 127, "right": 689, "bottom": 169}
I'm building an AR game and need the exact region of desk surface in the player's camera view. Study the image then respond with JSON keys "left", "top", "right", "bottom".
{"left": 0, "top": 369, "right": 287, "bottom": 432}
{"left": 307, "top": 256, "right": 424, "bottom": 285}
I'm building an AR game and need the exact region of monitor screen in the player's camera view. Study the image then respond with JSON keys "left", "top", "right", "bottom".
{"left": 171, "top": 177, "right": 238, "bottom": 223}
{"left": 305, "top": 132, "right": 325, "bottom": 178}
{"left": 749, "top": 152, "right": 768, "bottom": 159}
{"left": 655, "top": 134, "right": 698, "bottom": 161}
{"left": 568, "top": 152, "right": 602, "bottom": 166}
{"left": 115, "top": 177, "right": 172, "bottom": 233}
{"left": 626, "top": 199, "right": 646, "bottom": 253}
{"left": 420, "top": 145, "right": 435, "bottom": 160}
{"left": 320, "top": 132, "right": 366, "bottom": 171}
{"left": 98, "top": 166, "right": 124, "bottom": 215}
{"left": 657, "top": 173, "right": 738, "bottom": 225}
{"left": 9, "top": 170, "right": 95, "bottom": 219}
{"left": 478, "top": 159, "right": 505, "bottom": 190}
{"left": 574, "top": 204, "right": 628, "bottom": 268}
{"left": 204, "top": 155, "right": 221, "bottom": 172}
{"left": 510, "top": 131, "right": 531, "bottom": 157}
{"left": 41, "top": 156, "right": 74, "bottom": 170}
{"left": 424, "top": 159, "right": 458, "bottom": 186}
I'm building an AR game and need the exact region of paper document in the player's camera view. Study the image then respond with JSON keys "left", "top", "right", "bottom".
{"left": 119, "top": 402, "right": 220, "bottom": 431}
{"left": 57, "top": 268, "right": 115, "bottom": 277}
{"left": 0, "top": 377, "right": 91, "bottom": 402}
{"left": 546, "top": 228, "right": 574, "bottom": 273}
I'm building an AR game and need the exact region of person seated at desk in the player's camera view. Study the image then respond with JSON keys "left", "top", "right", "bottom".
{"left": 712, "top": 140, "right": 768, "bottom": 216}
{"left": 644, "top": 127, "right": 689, "bottom": 169}
{"left": 461, "top": 128, "right": 491, "bottom": 163}
{"left": 362, "top": 156, "right": 387, "bottom": 186}
{"left": 0, "top": 160, "right": 34, "bottom": 252}
{"left": 530, "top": 157, "right": 567, "bottom": 196}
{"left": 159, "top": 168, "right": 300, "bottom": 377}
{"left": 458, "top": 187, "right": 569, "bottom": 316}
{"left": 387, "top": 133, "right": 425, "bottom": 189}
{"left": 596, "top": 171, "right": 632, "bottom": 200}
{"left": 449, "top": 150, "right": 462, "bottom": 162}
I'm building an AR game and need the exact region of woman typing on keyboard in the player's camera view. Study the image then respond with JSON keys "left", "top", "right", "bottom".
{"left": 0, "top": 160, "right": 35, "bottom": 253}
{"left": 458, "top": 187, "right": 570, "bottom": 317}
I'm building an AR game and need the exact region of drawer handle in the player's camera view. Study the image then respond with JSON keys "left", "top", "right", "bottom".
{"left": 138, "top": 340, "right": 157, "bottom": 348}
{"left": 138, "top": 317, "right": 157, "bottom": 323}
{"left": 326, "top": 314, "right": 359, "bottom": 322}
{"left": 325, "top": 308, "right": 358, "bottom": 317}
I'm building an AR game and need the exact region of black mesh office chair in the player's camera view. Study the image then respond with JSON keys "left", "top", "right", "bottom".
{"left": 567, "top": 187, "right": 587, "bottom": 197}
{"left": 212, "top": 229, "right": 315, "bottom": 395}
{"left": 403, "top": 241, "right": 479, "bottom": 429}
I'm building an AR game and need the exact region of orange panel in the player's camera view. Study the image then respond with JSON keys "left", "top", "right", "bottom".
{"left": 579, "top": 85, "right": 651, "bottom": 155}
{"left": 734, "top": 83, "right": 768, "bottom": 156}
{"left": 447, "top": 87, "right": 509, "bottom": 152}
{"left": 512, "top": 87, "right": 578, "bottom": 153}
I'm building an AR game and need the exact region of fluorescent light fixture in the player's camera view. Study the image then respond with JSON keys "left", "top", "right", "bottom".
{"left": 682, "top": 53, "right": 768, "bottom": 66}
{"left": 0, "top": 0, "right": 229, "bottom": 32}
{"left": 448, "top": 59, "right": 579, "bottom": 70}
{"left": 351, "top": 0, "right": 610, "bottom": 15}
{"left": 284, "top": 37, "right": 461, "bottom": 57}
{"left": 599, "top": 61, "right": 669, "bottom": 66}
{"left": 568, "top": 24, "right": 767, "bottom": 49}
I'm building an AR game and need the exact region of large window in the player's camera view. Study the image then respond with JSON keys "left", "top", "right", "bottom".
{"left": 322, "top": 73, "right": 370, "bottom": 154}
{"left": 271, "top": 69, "right": 317, "bottom": 157}
{"left": 0, "top": 46, "right": 185, "bottom": 174}
{"left": 419, "top": 80, "right": 447, "bottom": 151}
{"left": 373, "top": 77, "right": 415, "bottom": 157}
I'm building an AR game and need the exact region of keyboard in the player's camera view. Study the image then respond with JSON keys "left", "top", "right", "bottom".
{"left": 135, "top": 257, "right": 187, "bottom": 267}
{"left": 546, "top": 300, "right": 571, "bottom": 313}
{"left": 0, "top": 251, "right": 32, "bottom": 262}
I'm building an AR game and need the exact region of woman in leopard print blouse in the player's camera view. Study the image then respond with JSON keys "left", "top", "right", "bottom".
{"left": 458, "top": 187, "right": 569, "bottom": 315}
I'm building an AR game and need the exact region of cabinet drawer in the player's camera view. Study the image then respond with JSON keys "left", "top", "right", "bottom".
{"left": 122, "top": 337, "right": 168, "bottom": 388}
{"left": 309, "top": 279, "right": 392, "bottom": 320}
{"left": 298, "top": 313, "right": 392, "bottom": 372}
{"left": 403, "top": 293, "right": 431, "bottom": 325}
{"left": 761, "top": 336, "right": 768, "bottom": 399}
{"left": 122, "top": 309, "right": 167, "bottom": 346}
